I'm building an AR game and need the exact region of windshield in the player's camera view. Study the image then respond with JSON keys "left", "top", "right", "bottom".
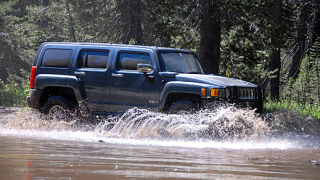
{"left": 159, "top": 51, "right": 204, "bottom": 74}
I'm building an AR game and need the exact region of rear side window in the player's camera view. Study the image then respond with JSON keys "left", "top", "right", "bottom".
{"left": 42, "top": 49, "right": 73, "bottom": 68}
{"left": 117, "top": 52, "right": 151, "bottom": 70}
{"left": 78, "top": 50, "right": 109, "bottom": 69}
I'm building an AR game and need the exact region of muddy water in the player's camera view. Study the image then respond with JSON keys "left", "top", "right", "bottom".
{"left": 1, "top": 107, "right": 320, "bottom": 179}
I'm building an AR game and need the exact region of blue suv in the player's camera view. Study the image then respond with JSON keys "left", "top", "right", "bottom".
{"left": 27, "top": 42, "right": 263, "bottom": 119}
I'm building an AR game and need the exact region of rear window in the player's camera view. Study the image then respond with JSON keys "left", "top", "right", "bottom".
{"left": 117, "top": 52, "right": 151, "bottom": 70}
{"left": 42, "top": 49, "right": 73, "bottom": 68}
{"left": 78, "top": 50, "right": 109, "bottom": 69}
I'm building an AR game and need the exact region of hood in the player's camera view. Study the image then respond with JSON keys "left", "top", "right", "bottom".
{"left": 175, "top": 74, "right": 258, "bottom": 87}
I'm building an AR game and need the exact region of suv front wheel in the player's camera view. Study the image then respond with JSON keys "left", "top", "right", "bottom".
{"left": 167, "top": 100, "right": 198, "bottom": 114}
{"left": 42, "top": 96, "right": 71, "bottom": 121}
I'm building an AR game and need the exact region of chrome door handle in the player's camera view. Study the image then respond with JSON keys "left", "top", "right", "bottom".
{"left": 74, "top": 71, "right": 86, "bottom": 76}
{"left": 112, "top": 73, "right": 124, "bottom": 78}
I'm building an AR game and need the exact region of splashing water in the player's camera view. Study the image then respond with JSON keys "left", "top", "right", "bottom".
{"left": 1, "top": 106, "right": 320, "bottom": 149}
{"left": 0, "top": 106, "right": 268, "bottom": 140}
{"left": 95, "top": 106, "right": 269, "bottom": 141}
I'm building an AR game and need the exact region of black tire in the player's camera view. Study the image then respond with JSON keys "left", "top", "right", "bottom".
{"left": 42, "top": 96, "right": 71, "bottom": 121}
{"left": 167, "top": 100, "right": 198, "bottom": 114}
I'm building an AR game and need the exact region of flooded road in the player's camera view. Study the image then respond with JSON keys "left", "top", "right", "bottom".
{"left": 1, "top": 107, "right": 320, "bottom": 179}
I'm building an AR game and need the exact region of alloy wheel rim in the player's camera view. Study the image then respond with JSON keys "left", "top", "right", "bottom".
{"left": 48, "top": 105, "right": 67, "bottom": 121}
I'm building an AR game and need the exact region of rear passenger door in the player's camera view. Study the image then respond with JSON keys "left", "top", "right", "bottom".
{"left": 74, "top": 47, "right": 113, "bottom": 112}
{"left": 109, "top": 48, "right": 160, "bottom": 113}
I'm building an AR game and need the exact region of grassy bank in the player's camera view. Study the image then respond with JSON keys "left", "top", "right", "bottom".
{"left": 0, "top": 81, "right": 29, "bottom": 107}
{"left": 264, "top": 100, "right": 320, "bottom": 120}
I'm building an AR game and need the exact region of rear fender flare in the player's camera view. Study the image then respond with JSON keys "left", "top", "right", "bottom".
{"left": 36, "top": 74, "right": 86, "bottom": 102}
{"left": 65, "top": 76, "right": 86, "bottom": 102}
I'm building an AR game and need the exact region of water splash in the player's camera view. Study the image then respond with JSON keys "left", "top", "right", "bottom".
{"left": 1, "top": 106, "right": 320, "bottom": 149}
{"left": 0, "top": 106, "right": 268, "bottom": 140}
{"left": 94, "top": 107, "right": 269, "bottom": 141}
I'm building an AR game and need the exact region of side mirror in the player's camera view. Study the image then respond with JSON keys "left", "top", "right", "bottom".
{"left": 137, "top": 64, "right": 154, "bottom": 82}
{"left": 137, "top": 64, "right": 152, "bottom": 73}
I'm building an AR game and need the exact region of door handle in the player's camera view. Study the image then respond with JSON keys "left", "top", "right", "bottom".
{"left": 74, "top": 71, "right": 86, "bottom": 76}
{"left": 112, "top": 73, "right": 124, "bottom": 78}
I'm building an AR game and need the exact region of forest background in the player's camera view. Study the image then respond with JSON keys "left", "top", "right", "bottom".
{"left": 1, "top": 0, "right": 320, "bottom": 118}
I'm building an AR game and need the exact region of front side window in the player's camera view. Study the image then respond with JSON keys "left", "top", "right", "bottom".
{"left": 42, "top": 49, "right": 72, "bottom": 68}
{"left": 117, "top": 52, "right": 151, "bottom": 71}
{"left": 159, "top": 51, "right": 204, "bottom": 74}
{"left": 78, "top": 50, "right": 109, "bottom": 69}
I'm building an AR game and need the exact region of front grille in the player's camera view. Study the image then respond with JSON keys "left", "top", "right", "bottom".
{"left": 238, "top": 88, "right": 259, "bottom": 100}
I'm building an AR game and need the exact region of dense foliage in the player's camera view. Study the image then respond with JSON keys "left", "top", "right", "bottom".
{"left": 0, "top": 80, "right": 29, "bottom": 107}
{"left": 1, "top": 0, "right": 320, "bottom": 118}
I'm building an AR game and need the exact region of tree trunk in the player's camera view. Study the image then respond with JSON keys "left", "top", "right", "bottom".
{"left": 119, "top": 0, "right": 143, "bottom": 44}
{"left": 270, "top": 0, "right": 282, "bottom": 100}
{"left": 199, "top": 0, "right": 221, "bottom": 74}
{"left": 66, "top": 0, "right": 76, "bottom": 42}
{"left": 288, "top": 7, "right": 307, "bottom": 79}
{"left": 312, "top": 1, "right": 320, "bottom": 41}
{"left": 270, "top": 49, "right": 281, "bottom": 99}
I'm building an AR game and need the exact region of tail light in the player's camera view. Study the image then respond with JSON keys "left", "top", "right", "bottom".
{"left": 30, "top": 66, "right": 37, "bottom": 89}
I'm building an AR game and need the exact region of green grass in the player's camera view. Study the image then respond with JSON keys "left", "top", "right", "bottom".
{"left": 264, "top": 100, "right": 320, "bottom": 120}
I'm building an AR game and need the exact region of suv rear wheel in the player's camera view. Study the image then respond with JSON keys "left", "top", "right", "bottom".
{"left": 167, "top": 100, "right": 198, "bottom": 114}
{"left": 42, "top": 96, "right": 71, "bottom": 121}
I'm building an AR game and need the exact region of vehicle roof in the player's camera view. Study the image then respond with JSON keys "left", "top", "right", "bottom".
{"left": 40, "top": 42, "right": 191, "bottom": 52}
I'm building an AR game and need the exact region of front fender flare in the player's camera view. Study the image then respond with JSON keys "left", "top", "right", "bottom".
{"left": 159, "top": 81, "right": 218, "bottom": 110}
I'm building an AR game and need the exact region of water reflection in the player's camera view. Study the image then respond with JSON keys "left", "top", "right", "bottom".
{"left": 0, "top": 136, "right": 319, "bottom": 180}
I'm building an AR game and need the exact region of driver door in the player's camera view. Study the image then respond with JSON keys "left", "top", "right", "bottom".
{"left": 109, "top": 48, "right": 160, "bottom": 113}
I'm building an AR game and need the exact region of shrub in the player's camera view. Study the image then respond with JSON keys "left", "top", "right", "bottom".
{"left": 0, "top": 80, "right": 29, "bottom": 107}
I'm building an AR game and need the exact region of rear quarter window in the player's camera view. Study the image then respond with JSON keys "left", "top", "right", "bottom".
{"left": 77, "top": 50, "right": 109, "bottom": 69}
{"left": 42, "top": 49, "right": 73, "bottom": 68}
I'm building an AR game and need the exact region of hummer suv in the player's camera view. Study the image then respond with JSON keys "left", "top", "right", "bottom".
{"left": 27, "top": 42, "right": 263, "bottom": 119}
